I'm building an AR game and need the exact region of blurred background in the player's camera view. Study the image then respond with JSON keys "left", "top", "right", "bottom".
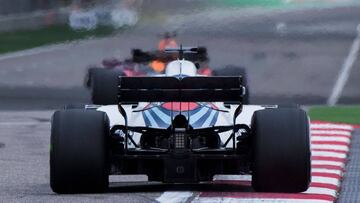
{"left": 0, "top": 0, "right": 360, "bottom": 109}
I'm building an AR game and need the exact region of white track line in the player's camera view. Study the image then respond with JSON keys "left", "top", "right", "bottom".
{"left": 304, "top": 187, "right": 337, "bottom": 197}
{"left": 327, "top": 24, "right": 360, "bottom": 106}
{"left": 156, "top": 191, "right": 194, "bottom": 203}
{"left": 213, "top": 175, "right": 251, "bottom": 181}
{"left": 0, "top": 43, "right": 69, "bottom": 61}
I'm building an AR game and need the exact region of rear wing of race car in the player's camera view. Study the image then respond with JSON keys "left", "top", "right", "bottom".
{"left": 132, "top": 46, "right": 208, "bottom": 63}
{"left": 118, "top": 76, "right": 245, "bottom": 103}
{"left": 117, "top": 76, "right": 246, "bottom": 152}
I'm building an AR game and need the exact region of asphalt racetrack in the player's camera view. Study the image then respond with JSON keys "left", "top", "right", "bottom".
{"left": 0, "top": 3, "right": 360, "bottom": 203}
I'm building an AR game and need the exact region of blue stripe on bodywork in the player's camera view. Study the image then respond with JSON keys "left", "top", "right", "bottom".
{"left": 143, "top": 110, "right": 158, "bottom": 128}
{"left": 189, "top": 107, "right": 209, "bottom": 124}
{"left": 202, "top": 110, "right": 218, "bottom": 127}
{"left": 191, "top": 108, "right": 211, "bottom": 128}
{"left": 142, "top": 103, "right": 219, "bottom": 128}
{"left": 152, "top": 107, "right": 171, "bottom": 124}
{"left": 148, "top": 108, "right": 170, "bottom": 128}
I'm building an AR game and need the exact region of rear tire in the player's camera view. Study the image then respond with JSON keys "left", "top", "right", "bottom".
{"left": 251, "top": 107, "right": 311, "bottom": 192}
{"left": 50, "top": 110, "right": 110, "bottom": 193}
{"left": 90, "top": 68, "right": 124, "bottom": 105}
{"left": 213, "top": 65, "right": 249, "bottom": 104}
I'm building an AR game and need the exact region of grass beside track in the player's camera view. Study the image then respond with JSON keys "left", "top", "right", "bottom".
{"left": 0, "top": 25, "right": 115, "bottom": 54}
{"left": 309, "top": 106, "right": 360, "bottom": 125}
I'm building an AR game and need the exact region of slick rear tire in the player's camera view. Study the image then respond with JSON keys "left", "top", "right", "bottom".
{"left": 212, "top": 65, "right": 249, "bottom": 104}
{"left": 90, "top": 68, "right": 124, "bottom": 105}
{"left": 251, "top": 108, "right": 311, "bottom": 192}
{"left": 50, "top": 110, "right": 110, "bottom": 193}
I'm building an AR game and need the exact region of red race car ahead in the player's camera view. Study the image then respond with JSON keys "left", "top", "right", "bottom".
{"left": 85, "top": 35, "right": 249, "bottom": 103}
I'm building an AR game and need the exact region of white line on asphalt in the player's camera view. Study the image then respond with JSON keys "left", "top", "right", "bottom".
{"left": 304, "top": 187, "right": 338, "bottom": 197}
{"left": 327, "top": 24, "right": 360, "bottom": 106}
{"left": 213, "top": 174, "right": 251, "bottom": 181}
{"left": 156, "top": 191, "right": 194, "bottom": 203}
{"left": 0, "top": 44, "right": 70, "bottom": 62}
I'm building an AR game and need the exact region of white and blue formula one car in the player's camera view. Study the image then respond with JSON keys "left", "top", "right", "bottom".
{"left": 50, "top": 47, "right": 311, "bottom": 194}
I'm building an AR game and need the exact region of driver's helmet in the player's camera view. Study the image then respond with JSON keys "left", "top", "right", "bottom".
{"left": 165, "top": 60, "right": 197, "bottom": 76}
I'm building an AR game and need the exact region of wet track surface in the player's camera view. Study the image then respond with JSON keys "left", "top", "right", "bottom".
{"left": 0, "top": 3, "right": 360, "bottom": 202}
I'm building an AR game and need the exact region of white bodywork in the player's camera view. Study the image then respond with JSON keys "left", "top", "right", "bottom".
{"left": 98, "top": 105, "right": 264, "bottom": 128}
{"left": 98, "top": 104, "right": 265, "bottom": 148}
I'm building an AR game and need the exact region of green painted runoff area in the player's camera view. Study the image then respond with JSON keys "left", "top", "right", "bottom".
{"left": 309, "top": 106, "right": 360, "bottom": 125}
